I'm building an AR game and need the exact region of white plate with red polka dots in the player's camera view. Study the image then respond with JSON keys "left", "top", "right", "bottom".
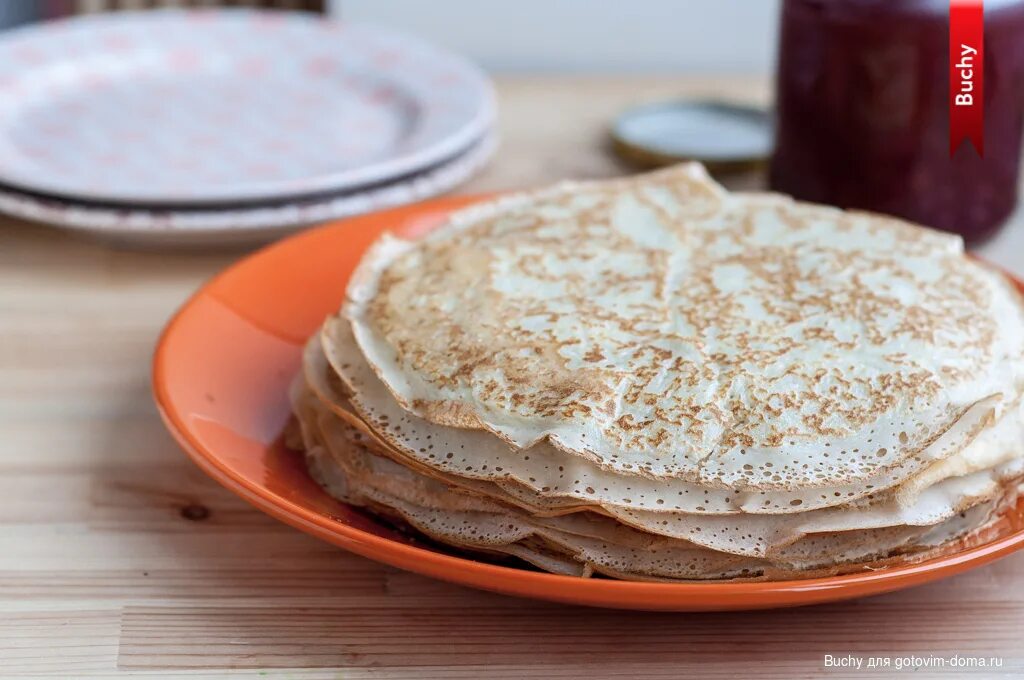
{"left": 0, "top": 9, "right": 494, "bottom": 207}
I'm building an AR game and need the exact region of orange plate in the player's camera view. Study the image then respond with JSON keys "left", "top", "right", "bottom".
{"left": 153, "top": 196, "right": 1024, "bottom": 611}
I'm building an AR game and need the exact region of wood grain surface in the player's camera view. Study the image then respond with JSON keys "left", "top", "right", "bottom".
{"left": 2, "top": 76, "right": 1024, "bottom": 679}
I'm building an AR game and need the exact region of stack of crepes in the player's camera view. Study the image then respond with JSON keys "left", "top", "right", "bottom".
{"left": 289, "top": 164, "right": 1024, "bottom": 581}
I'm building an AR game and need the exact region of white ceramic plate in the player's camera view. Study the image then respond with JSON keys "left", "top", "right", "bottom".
{"left": 0, "top": 9, "right": 494, "bottom": 206}
{"left": 0, "top": 133, "right": 497, "bottom": 247}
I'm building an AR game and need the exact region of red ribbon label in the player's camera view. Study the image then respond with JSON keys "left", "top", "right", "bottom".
{"left": 949, "top": 0, "right": 984, "bottom": 157}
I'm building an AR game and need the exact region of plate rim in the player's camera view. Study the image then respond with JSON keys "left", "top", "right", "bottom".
{"left": 0, "top": 9, "right": 496, "bottom": 206}
{"left": 0, "top": 132, "right": 498, "bottom": 239}
{"left": 152, "top": 197, "right": 1024, "bottom": 611}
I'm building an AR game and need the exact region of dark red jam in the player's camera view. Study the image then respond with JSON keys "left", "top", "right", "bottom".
{"left": 770, "top": 0, "right": 1024, "bottom": 244}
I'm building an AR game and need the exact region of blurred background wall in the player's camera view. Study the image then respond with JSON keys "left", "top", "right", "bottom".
{"left": 335, "top": 0, "right": 780, "bottom": 73}
{"left": 1, "top": 0, "right": 780, "bottom": 74}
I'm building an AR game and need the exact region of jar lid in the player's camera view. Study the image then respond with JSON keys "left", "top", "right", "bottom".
{"left": 611, "top": 100, "right": 772, "bottom": 173}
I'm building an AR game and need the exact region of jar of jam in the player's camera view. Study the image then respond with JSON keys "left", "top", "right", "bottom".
{"left": 770, "top": 0, "right": 1024, "bottom": 244}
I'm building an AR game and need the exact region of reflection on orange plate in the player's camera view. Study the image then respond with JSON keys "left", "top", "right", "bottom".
{"left": 152, "top": 196, "right": 1024, "bottom": 611}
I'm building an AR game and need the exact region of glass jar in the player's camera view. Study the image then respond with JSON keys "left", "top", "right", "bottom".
{"left": 770, "top": 0, "right": 1024, "bottom": 244}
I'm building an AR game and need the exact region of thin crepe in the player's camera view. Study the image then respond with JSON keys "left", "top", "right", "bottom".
{"left": 295, "top": 383, "right": 1016, "bottom": 579}
{"left": 302, "top": 341, "right": 1024, "bottom": 559}
{"left": 318, "top": 321, "right": 1021, "bottom": 534}
{"left": 344, "top": 164, "right": 1024, "bottom": 492}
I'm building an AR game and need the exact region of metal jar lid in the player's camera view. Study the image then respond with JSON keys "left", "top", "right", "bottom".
{"left": 611, "top": 100, "right": 772, "bottom": 173}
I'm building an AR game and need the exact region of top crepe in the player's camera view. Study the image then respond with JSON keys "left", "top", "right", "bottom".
{"left": 344, "top": 164, "right": 1024, "bottom": 489}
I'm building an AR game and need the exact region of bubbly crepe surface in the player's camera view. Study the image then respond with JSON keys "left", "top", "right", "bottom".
{"left": 346, "top": 165, "right": 1024, "bottom": 488}
{"left": 288, "top": 164, "right": 1024, "bottom": 581}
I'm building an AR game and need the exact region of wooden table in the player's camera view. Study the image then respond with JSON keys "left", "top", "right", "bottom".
{"left": 3, "top": 76, "right": 1024, "bottom": 679}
